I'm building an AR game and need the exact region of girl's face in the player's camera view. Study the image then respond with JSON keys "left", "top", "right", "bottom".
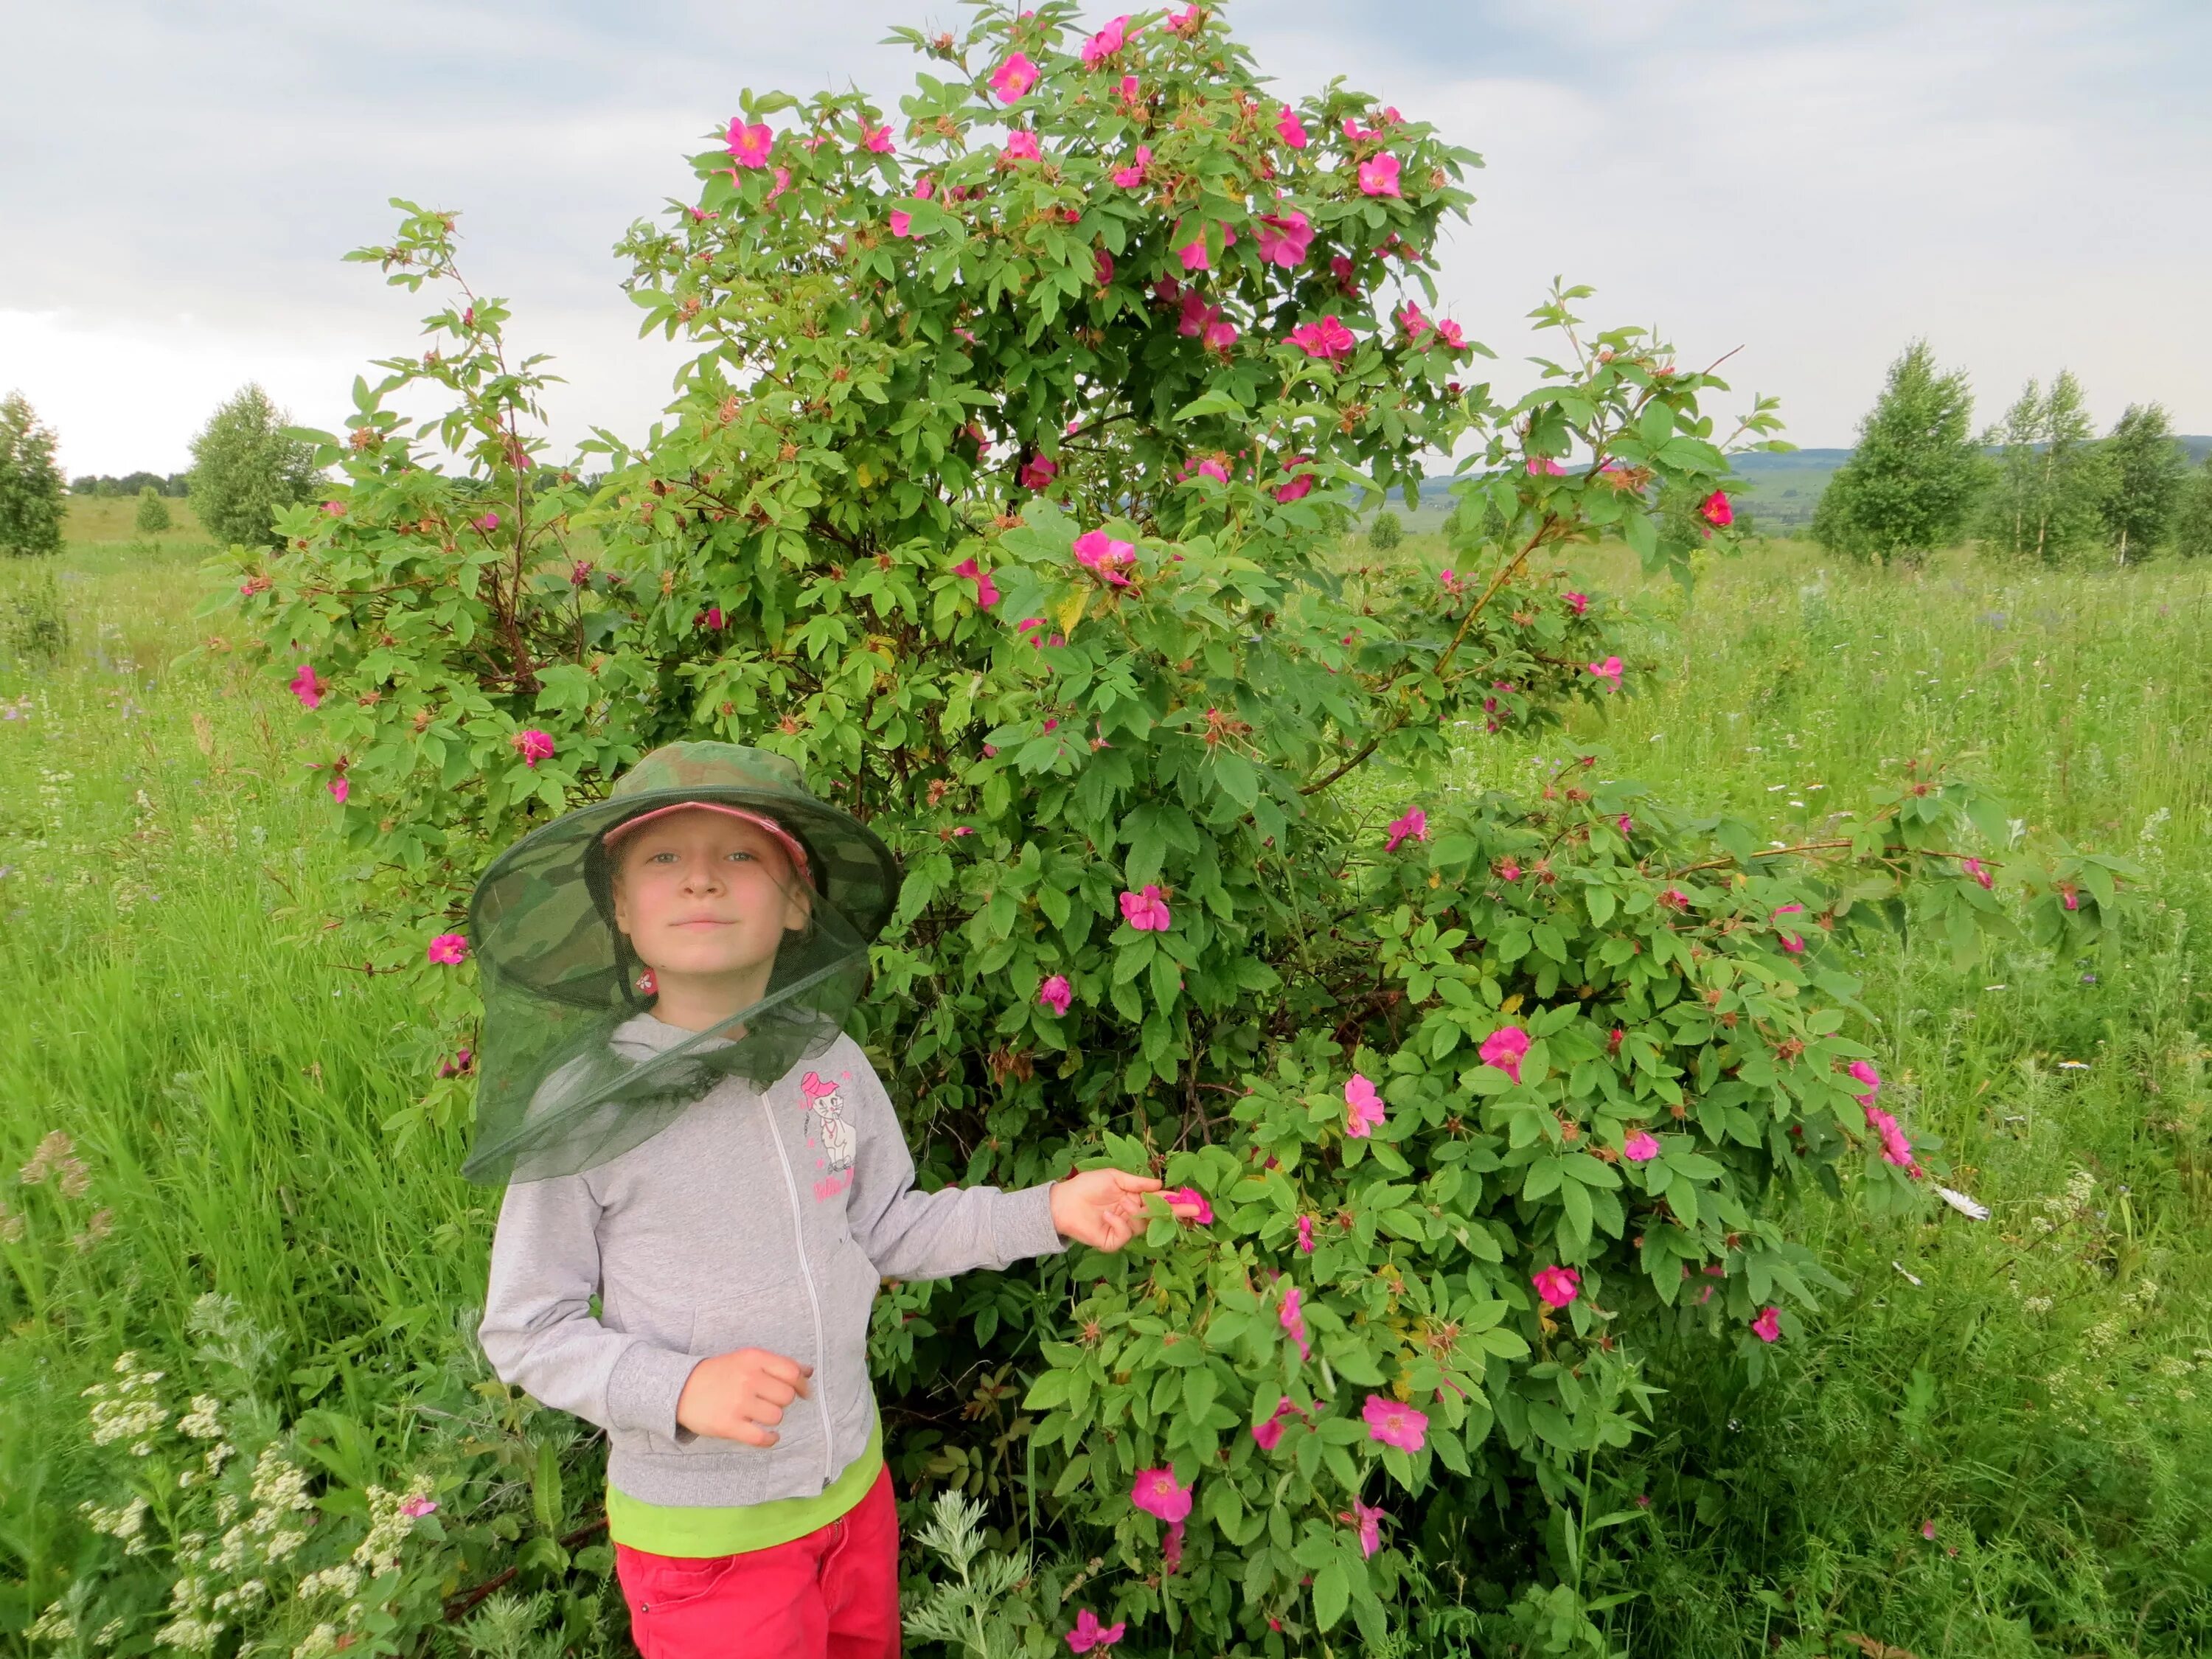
{"left": 609, "top": 808, "right": 811, "bottom": 984}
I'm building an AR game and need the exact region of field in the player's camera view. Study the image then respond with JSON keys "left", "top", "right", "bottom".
{"left": 0, "top": 505, "right": 2208, "bottom": 1655}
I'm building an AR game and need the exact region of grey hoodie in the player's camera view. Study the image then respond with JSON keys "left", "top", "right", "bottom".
{"left": 477, "top": 1015, "right": 1067, "bottom": 1508}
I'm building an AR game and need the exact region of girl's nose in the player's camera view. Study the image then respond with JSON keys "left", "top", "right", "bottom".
{"left": 680, "top": 857, "right": 726, "bottom": 893}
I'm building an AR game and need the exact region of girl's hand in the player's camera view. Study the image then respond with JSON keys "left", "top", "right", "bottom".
{"left": 1051, "top": 1169, "right": 1204, "bottom": 1251}
{"left": 676, "top": 1348, "right": 813, "bottom": 1445}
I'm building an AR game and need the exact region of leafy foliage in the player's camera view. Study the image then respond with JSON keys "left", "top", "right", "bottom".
{"left": 201, "top": 5, "right": 2128, "bottom": 1651}
{"left": 1368, "top": 508, "right": 1403, "bottom": 550}
{"left": 1978, "top": 370, "right": 2105, "bottom": 564}
{"left": 0, "top": 391, "right": 66, "bottom": 560}
{"left": 187, "top": 383, "right": 323, "bottom": 552}
{"left": 2097, "top": 400, "right": 2187, "bottom": 563}
{"left": 133, "top": 485, "right": 173, "bottom": 537}
{"left": 2177, "top": 451, "right": 2212, "bottom": 560}
{"left": 1809, "top": 339, "right": 1983, "bottom": 566}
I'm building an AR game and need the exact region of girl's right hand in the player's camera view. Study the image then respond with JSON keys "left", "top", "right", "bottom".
{"left": 675, "top": 1348, "right": 813, "bottom": 1445}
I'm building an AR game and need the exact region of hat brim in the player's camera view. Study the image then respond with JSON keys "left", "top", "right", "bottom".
{"left": 467, "top": 781, "right": 901, "bottom": 1009}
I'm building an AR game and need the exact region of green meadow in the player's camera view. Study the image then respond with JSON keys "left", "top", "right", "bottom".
{"left": 1, "top": 506, "right": 2207, "bottom": 1655}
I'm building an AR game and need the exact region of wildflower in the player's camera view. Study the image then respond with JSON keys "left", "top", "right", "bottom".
{"left": 1020, "top": 453, "right": 1059, "bottom": 490}
{"left": 426, "top": 933, "right": 470, "bottom": 966}
{"left": 1065, "top": 1608, "right": 1127, "bottom": 1654}
{"left": 1531, "top": 1265, "right": 1581, "bottom": 1308}
{"left": 1433, "top": 319, "right": 1467, "bottom": 350}
{"left": 400, "top": 1495, "right": 438, "bottom": 1520}
{"left": 1658, "top": 886, "right": 1690, "bottom": 911}
{"left": 1163, "top": 1186, "right": 1212, "bottom": 1225}
{"left": 861, "top": 119, "right": 895, "bottom": 153}
{"left": 1847, "top": 1060, "right": 1881, "bottom": 1106}
{"left": 1331, "top": 253, "right": 1358, "bottom": 292}
{"left": 1585, "top": 655, "right": 1624, "bottom": 690}
{"left": 1279, "top": 1284, "right": 1311, "bottom": 1361}
{"left": 2061, "top": 885, "right": 2080, "bottom": 911}
{"left": 1623, "top": 1131, "right": 1660, "bottom": 1163}
{"left": 725, "top": 120, "right": 775, "bottom": 168}
{"left": 1081, "top": 15, "right": 1133, "bottom": 66}
{"left": 1251, "top": 1396, "right": 1307, "bottom": 1450}
{"left": 1192, "top": 455, "right": 1228, "bottom": 483}
{"left": 1296, "top": 1214, "right": 1315, "bottom": 1253}
{"left": 1166, "top": 4, "right": 1205, "bottom": 35}
{"left": 240, "top": 574, "right": 271, "bottom": 597}
{"left": 951, "top": 557, "right": 1001, "bottom": 608}
{"left": 1565, "top": 591, "right": 1589, "bottom": 616}
{"left": 1699, "top": 490, "right": 1733, "bottom": 528}
{"left": 1254, "top": 209, "right": 1312, "bottom": 267}
{"left": 1384, "top": 807, "right": 1428, "bottom": 852}
{"left": 1130, "top": 1467, "right": 1192, "bottom": 1571}
{"left": 1480, "top": 1024, "right": 1530, "bottom": 1084}
{"left": 1004, "top": 129, "right": 1040, "bottom": 161}
{"left": 1345, "top": 1072, "right": 1386, "bottom": 1138}
{"left": 1119, "top": 885, "right": 1172, "bottom": 931}
{"left": 1617, "top": 813, "right": 1635, "bottom": 837}
{"left": 1498, "top": 857, "right": 1522, "bottom": 881}
{"left": 888, "top": 209, "right": 914, "bottom": 238}
{"left": 288, "top": 664, "right": 323, "bottom": 710}
{"left": 1074, "top": 528, "right": 1136, "bottom": 585}
{"left": 1357, "top": 154, "right": 1402, "bottom": 196}
{"left": 762, "top": 165, "right": 792, "bottom": 205}
{"left": 1287, "top": 316, "right": 1357, "bottom": 361}
{"left": 1526, "top": 457, "right": 1566, "bottom": 476}
{"left": 1039, "top": 975, "right": 1073, "bottom": 1015}
{"left": 1779, "top": 933, "right": 1806, "bottom": 955}
{"left": 1362, "top": 1394, "right": 1427, "bottom": 1452}
{"left": 1093, "top": 248, "right": 1113, "bottom": 285}
{"left": 1277, "top": 105, "right": 1308, "bottom": 147}
{"left": 1963, "top": 857, "right": 1993, "bottom": 889}
{"left": 1178, "top": 224, "right": 1234, "bottom": 270}
{"left": 1750, "top": 1306, "right": 1782, "bottom": 1343}
{"left": 1110, "top": 145, "right": 1152, "bottom": 188}
{"left": 990, "top": 53, "right": 1039, "bottom": 101}
{"left": 320, "top": 499, "right": 345, "bottom": 516}
{"left": 512, "top": 728, "right": 554, "bottom": 768}
{"left": 328, "top": 777, "right": 349, "bottom": 806}
{"left": 1346, "top": 1497, "right": 1387, "bottom": 1558}
{"left": 1118, "top": 74, "right": 1141, "bottom": 102}
{"left": 1275, "top": 455, "right": 1316, "bottom": 503}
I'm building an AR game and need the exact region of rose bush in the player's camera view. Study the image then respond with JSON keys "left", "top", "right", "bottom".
{"left": 197, "top": 4, "right": 2129, "bottom": 1652}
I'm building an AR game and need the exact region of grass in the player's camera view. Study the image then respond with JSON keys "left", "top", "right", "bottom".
{"left": 1, "top": 521, "right": 2208, "bottom": 1655}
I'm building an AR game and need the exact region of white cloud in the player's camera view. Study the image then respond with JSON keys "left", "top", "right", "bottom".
{"left": 2, "top": 0, "right": 2206, "bottom": 473}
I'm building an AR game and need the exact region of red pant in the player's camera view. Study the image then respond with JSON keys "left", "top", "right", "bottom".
{"left": 613, "top": 1467, "right": 900, "bottom": 1659}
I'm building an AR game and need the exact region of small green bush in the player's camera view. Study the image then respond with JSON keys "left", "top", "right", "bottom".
{"left": 1368, "top": 508, "right": 1403, "bottom": 550}
{"left": 133, "top": 485, "right": 172, "bottom": 536}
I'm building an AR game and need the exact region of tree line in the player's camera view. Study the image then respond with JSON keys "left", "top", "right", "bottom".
{"left": 1810, "top": 341, "right": 2212, "bottom": 566}
{"left": 0, "top": 384, "right": 323, "bottom": 557}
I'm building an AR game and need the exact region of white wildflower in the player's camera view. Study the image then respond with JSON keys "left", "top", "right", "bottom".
{"left": 27, "top": 1601, "right": 76, "bottom": 1641}
{"left": 291, "top": 1623, "right": 341, "bottom": 1659}
{"left": 177, "top": 1396, "right": 223, "bottom": 1439}
{"left": 296, "top": 1565, "right": 363, "bottom": 1602}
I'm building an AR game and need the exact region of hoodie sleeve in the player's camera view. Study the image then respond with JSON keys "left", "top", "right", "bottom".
{"left": 477, "top": 1169, "right": 706, "bottom": 1443}
{"left": 838, "top": 1048, "right": 1068, "bottom": 1280}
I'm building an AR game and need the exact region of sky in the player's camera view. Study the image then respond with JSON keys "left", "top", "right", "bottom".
{"left": 4, "top": 0, "right": 2208, "bottom": 476}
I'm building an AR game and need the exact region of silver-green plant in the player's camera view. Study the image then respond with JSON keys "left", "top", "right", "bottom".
{"left": 903, "top": 1489, "right": 1037, "bottom": 1659}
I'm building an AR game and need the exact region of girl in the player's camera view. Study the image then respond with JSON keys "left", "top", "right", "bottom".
{"left": 469, "top": 742, "right": 1190, "bottom": 1658}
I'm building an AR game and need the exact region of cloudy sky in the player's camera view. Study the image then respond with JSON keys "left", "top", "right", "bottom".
{"left": 4, "top": 0, "right": 2207, "bottom": 476}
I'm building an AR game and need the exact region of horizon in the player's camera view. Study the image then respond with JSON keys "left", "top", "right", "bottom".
{"left": 4, "top": 0, "right": 2208, "bottom": 475}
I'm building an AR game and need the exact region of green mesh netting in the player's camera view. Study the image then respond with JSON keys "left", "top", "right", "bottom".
{"left": 459, "top": 743, "right": 901, "bottom": 1186}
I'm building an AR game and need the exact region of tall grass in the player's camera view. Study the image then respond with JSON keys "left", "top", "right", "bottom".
{"left": 1, "top": 526, "right": 2207, "bottom": 1655}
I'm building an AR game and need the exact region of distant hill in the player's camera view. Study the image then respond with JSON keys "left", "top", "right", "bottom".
{"left": 1730, "top": 438, "right": 2212, "bottom": 534}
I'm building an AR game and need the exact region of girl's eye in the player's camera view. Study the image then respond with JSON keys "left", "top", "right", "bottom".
{"left": 726, "top": 849, "right": 755, "bottom": 863}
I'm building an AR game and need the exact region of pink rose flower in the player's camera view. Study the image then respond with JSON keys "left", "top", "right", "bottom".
{"left": 1119, "top": 885, "right": 1171, "bottom": 931}
{"left": 1276, "top": 105, "right": 1308, "bottom": 148}
{"left": 1130, "top": 1467, "right": 1192, "bottom": 1523}
{"left": 1254, "top": 209, "right": 1312, "bottom": 267}
{"left": 1081, "top": 15, "right": 1133, "bottom": 66}
{"left": 1433, "top": 319, "right": 1467, "bottom": 350}
{"left": 724, "top": 120, "right": 775, "bottom": 168}
{"left": 1296, "top": 1213, "right": 1315, "bottom": 1253}
{"left": 1624, "top": 1130, "right": 1660, "bottom": 1163}
{"left": 1963, "top": 856, "right": 1992, "bottom": 889}
{"left": 328, "top": 776, "right": 349, "bottom": 805}
{"left": 512, "top": 728, "right": 554, "bottom": 768}
{"left": 1585, "top": 655, "right": 1624, "bottom": 689}
{"left": 426, "top": 933, "right": 470, "bottom": 966}
{"left": 1700, "top": 490, "right": 1733, "bottom": 528}
{"left": 1479, "top": 1024, "right": 1530, "bottom": 1084}
{"left": 1530, "top": 1265, "right": 1580, "bottom": 1308}
{"left": 1074, "top": 528, "right": 1135, "bottom": 585}
{"left": 1275, "top": 455, "right": 1315, "bottom": 503}
{"left": 1348, "top": 1497, "right": 1386, "bottom": 1559}
{"left": 1287, "top": 315, "right": 1356, "bottom": 361}
{"left": 1093, "top": 248, "right": 1113, "bottom": 285}
{"left": 288, "top": 663, "right": 324, "bottom": 710}
{"left": 952, "top": 557, "right": 1001, "bottom": 609}
{"left": 1110, "top": 145, "right": 1152, "bottom": 189}
{"left": 1065, "top": 1608, "right": 1126, "bottom": 1654}
{"left": 990, "top": 53, "right": 1039, "bottom": 102}
{"left": 1020, "top": 453, "right": 1060, "bottom": 490}
{"left": 1251, "top": 1396, "right": 1306, "bottom": 1451}
{"left": 1039, "top": 975, "right": 1072, "bottom": 1015}
{"left": 1279, "top": 1284, "right": 1310, "bottom": 1362}
{"left": 861, "top": 119, "right": 895, "bottom": 154}
{"left": 1565, "top": 591, "right": 1589, "bottom": 616}
{"left": 1362, "top": 1394, "right": 1427, "bottom": 1453}
{"left": 400, "top": 1496, "right": 439, "bottom": 1519}
{"left": 1750, "top": 1306, "right": 1782, "bottom": 1343}
{"left": 889, "top": 209, "right": 913, "bottom": 238}
{"left": 1384, "top": 807, "right": 1427, "bottom": 852}
{"left": 1357, "top": 154, "right": 1402, "bottom": 197}
{"left": 1397, "top": 301, "right": 1432, "bottom": 341}
{"left": 1344, "top": 1072, "right": 1385, "bottom": 1138}
{"left": 1005, "top": 130, "right": 1040, "bottom": 161}
{"left": 1163, "top": 1185, "right": 1212, "bottom": 1225}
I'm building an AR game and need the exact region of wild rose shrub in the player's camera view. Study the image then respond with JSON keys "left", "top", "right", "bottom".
{"left": 201, "top": 4, "right": 2130, "bottom": 1652}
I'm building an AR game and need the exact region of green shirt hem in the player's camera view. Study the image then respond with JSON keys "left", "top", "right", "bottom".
{"left": 606, "top": 1421, "right": 884, "bottom": 1557}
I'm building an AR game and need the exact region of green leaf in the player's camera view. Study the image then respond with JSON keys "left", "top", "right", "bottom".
{"left": 1312, "top": 1562, "right": 1350, "bottom": 1632}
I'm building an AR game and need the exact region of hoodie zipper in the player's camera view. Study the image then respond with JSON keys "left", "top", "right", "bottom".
{"left": 759, "top": 1093, "right": 835, "bottom": 1488}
